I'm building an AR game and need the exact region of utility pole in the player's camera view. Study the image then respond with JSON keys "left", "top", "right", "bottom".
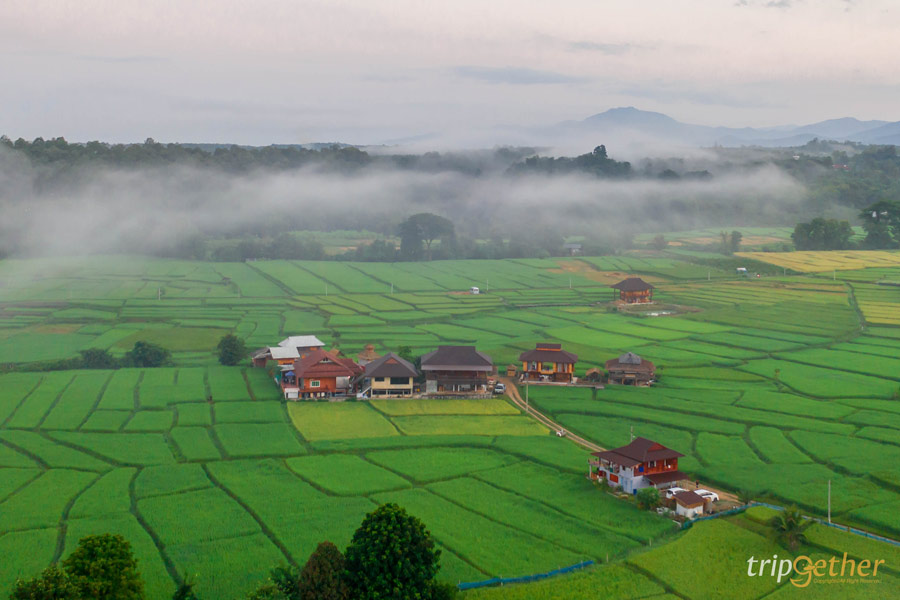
{"left": 708, "top": 270, "right": 711, "bottom": 281}
{"left": 630, "top": 425, "right": 634, "bottom": 442}
{"left": 486, "top": 278, "right": 489, "bottom": 293}
{"left": 390, "top": 283, "right": 393, "bottom": 295}
{"left": 525, "top": 382, "right": 529, "bottom": 410}
{"left": 325, "top": 284, "right": 328, "bottom": 296}
{"left": 569, "top": 278, "right": 572, "bottom": 289}
{"left": 157, "top": 287, "right": 161, "bottom": 301}
{"left": 828, "top": 480, "right": 832, "bottom": 523}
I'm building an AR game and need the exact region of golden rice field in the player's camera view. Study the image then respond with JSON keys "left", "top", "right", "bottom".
{"left": 736, "top": 250, "right": 900, "bottom": 273}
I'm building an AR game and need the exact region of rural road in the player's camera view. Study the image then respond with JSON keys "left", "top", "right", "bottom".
{"left": 499, "top": 376, "right": 739, "bottom": 504}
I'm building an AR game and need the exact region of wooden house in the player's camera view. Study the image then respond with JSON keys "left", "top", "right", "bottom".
{"left": 611, "top": 277, "right": 654, "bottom": 304}
{"left": 605, "top": 352, "right": 655, "bottom": 386}
{"left": 589, "top": 437, "right": 685, "bottom": 495}
{"left": 280, "top": 349, "right": 363, "bottom": 400}
{"left": 362, "top": 352, "right": 418, "bottom": 397}
{"left": 518, "top": 343, "right": 578, "bottom": 382}
{"left": 420, "top": 346, "right": 493, "bottom": 394}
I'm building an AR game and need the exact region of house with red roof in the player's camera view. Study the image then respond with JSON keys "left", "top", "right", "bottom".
{"left": 518, "top": 343, "right": 578, "bottom": 382}
{"left": 589, "top": 437, "right": 685, "bottom": 495}
{"left": 280, "top": 348, "right": 363, "bottom": 400}
{"left": 611, "top": 277, "right": 654, "bottom": 304}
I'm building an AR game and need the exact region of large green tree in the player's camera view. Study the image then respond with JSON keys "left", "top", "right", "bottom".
{"left": 398, "top": 213, "right": 455, "bottom": 261}
{"left": 344, "top": 503, "right": 441, "bottom": 600}
{"left": 62, "top": 534, "right": 145, "bottom": 600}
{"left": 792, "top": 218, "right": 854, "bottom": 250}
{"left": 124, "top": 341, "right": 171, "bottom": 368}
{"left": 859, "top": 200, "right": 900, "bottom": 248}
{"left": 217, "top": 334, "right": 248, "bottom": 366}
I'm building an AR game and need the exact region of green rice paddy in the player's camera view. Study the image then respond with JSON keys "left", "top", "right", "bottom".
{"left": 1, "top": 251, "right": 899, "bottom": 598}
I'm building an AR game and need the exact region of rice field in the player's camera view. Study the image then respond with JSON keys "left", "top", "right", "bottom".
{"left": 1, "top": 250, "right": 900, "bottom": 597}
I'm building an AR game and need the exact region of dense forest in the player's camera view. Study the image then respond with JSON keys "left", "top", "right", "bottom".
{"left": 1, "top": 136, "right": 898, "bottom": 260}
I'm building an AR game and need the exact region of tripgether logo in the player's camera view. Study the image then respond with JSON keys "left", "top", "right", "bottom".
{"left": 747, "top": 553, "right": 886, "bottom": 588}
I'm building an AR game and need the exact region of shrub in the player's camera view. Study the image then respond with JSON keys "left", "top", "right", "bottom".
{"left": 124, "top": 341, "right": 171, "bottom": 368}
{"left": 636, "top": 487, "right": 661, "bottom": 510}
{"left": 297, "top": 542, "right": 349, "bottom": 600}
{"left": 11, "top": 565, "right": 79, "bottom": 600}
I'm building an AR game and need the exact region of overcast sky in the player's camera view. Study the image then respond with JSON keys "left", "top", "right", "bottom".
{"left": 2, "top": 0, "right": 898, "bottom": 146}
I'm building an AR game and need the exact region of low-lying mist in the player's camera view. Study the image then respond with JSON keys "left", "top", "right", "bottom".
{"left": 0, "top": 145, "right": 808, "bottom": 259}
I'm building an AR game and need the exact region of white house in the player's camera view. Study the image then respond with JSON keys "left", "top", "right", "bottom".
{"left": 589, "top": 437, "right": 685, "bottom": 495}
{"left": 673, "top": 490, "right": 705, "bottom": 519}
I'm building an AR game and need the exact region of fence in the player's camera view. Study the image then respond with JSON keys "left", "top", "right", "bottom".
{"left": 457, "top": 560, "right": 595, "bottom": 591}
{"left": 683, "top": 501, "right": 900, "bottom": 548}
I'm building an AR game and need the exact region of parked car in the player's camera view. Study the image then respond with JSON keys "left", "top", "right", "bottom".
{"left": 493, "top": 382, "right": 506, "bottom": 394}
{"left": 664, "top": 486, "right": 687, "bottom": 499}
{"left": 555, "top": 429, "right": 566, "bottom": 437}
{"left": 696, "top": 489, "right": 719, "bottom": 502}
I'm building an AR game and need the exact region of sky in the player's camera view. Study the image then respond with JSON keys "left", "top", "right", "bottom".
{"left": 2, "top": 0, "right": 899, "bottom": 146}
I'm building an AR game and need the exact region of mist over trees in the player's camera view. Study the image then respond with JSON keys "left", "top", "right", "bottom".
{"left": 1, "top": 135, "right": 897, "bottom": 260}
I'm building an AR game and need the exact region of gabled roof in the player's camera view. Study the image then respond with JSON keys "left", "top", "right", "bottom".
{"left": 279, "top": 335, "right": 325, "bottom": 349}
{"left": 519, "top": 343, "right": 578, "bottom": 364}
{"left": 591, "top": 437, "right": 683, "bottom": 467}
{"left": 673, "top": 490, "right": 705, "bottom": 507}
{"left": 611, "top": 277, "right": 655, "bottom": 292}
{"left": 605, "top": 353, "right": 655, "bottom": 372}
{"left": 293, "top": 349, "right": 362, "bottom": 379}
{"left": 268, "top": 346, "right": 301, "bottom": 360}
{"left": 420, "top": 346, "right": 493, "bottom": 371}
{"left": 365, "top": 353, "right": 418, "bottom": 378}
{"left": 357, "top": 344, "right": 381, "bottom": 362}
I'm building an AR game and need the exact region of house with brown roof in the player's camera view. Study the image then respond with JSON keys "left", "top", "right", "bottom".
{"left": 420, "top": 345, "right": 493, "bottom": 394}
{"left": 605, "top": 352, "right": 655, "bottom": 386}
{"left": 362, "top": 352, "right": 418, "bottom": 397}
{"left": 672, "top": 490, "right": 705, "bottom": 518}
{"left": 589, "top": 436, "right": 685, "bottom": 495}
{"left": 611, "top": 277, "right": 654, "bottom": 304}
{"left": 252, "top": 335, "right": 326, "bottom": 368}
{"left": 357, "top": 344, "right": 381, "bottom": 366}
{"left": 280, "top": 349, "right": 363, "bottom": 400}
{"left": 518, "top": 343, "right": 578, "bottom": 382}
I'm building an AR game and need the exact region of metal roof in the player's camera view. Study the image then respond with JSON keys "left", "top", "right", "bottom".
{"left": 278, "top": 335, "right": 325, "bottom": 349}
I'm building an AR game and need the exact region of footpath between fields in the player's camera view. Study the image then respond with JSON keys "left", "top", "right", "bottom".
{"left": 498, "top": 376, "right": 738, "bottom": 504}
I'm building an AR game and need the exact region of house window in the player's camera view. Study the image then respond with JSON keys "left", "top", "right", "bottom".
{"left": 374, "top": 377, "right": 385, "bottom": 382}
{"left": 530, "top": 361, "right": 538, "bottom": 370}
{"left": 650, "top": 461, "right": 656, "bottom": 467}
{"left": 310, "top": 380, "right": 321, "bottom": 388}
{"left": 390, "top": 377, "right": 409, "bottom": 385}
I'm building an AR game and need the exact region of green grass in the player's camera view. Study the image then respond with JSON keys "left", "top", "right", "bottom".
{"left": 138, "top": 487, "right": 261, "bottom": 545}
{"left": 366, "top": 447, "right": 520, "bottom": 483}
{"left": 170, "top": 426, "right": 222, "bottom": 461}
{"left": 123, "top": 410, "right": 174, "bottom": 431}
{"left": 69, "top": 467, "right": 135, "bottom": 518}
{"left": 285, "top": 454, "right": 411, "bottom": 495}
{"left": 81, "top": 409, "right": 131, "bottom": 432}
{"left": 370, "top": 398, "right": 519, "bottom": 416}
{"left": 49, "top": 431, "right": 176, "bottom": 466}
{"left": 0, "top": 430, "right": 111, "bottom": 470}
{"left": 0, "top": 469, "right": 98, "bottom": 531}
{"left": 287, "top": 403, "right": 399, "bottom": 441}
{"left": 134, "top": 463, "right": 213, "bottom": 498}
{"left": 214, "top": 423, "right": 306, "bottom": 457}
{"left": 390, "top": 416, "right": 547, "bottom": 437}
{"left": 464, "top": 564, "right": 664, "bottom": 600}
{"left": 214, "top": 401, "right": 285, "bottom": 423}
{"left": 628, "top": 519, "right": 782, "bottom": 600}
{"left": 0, "top": 529, "right": 60, "bottom": 600}
{"left": 176, "top": 402, "right": 212, "bottom": 426}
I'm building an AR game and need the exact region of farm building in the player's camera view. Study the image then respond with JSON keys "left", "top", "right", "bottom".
{"left": 518, "top": 343, "right": 578, "bottom": 382}
{"left": 672, "top": 490, "right": 705, "bottom": 518}
{"left": 611, "top": 277, "right": 654, "bottom": 304}
{"left": 252, "top": 335, "right": 326, "bottom": 367}
{"left": 420, "top": 345, "right": 493, "bottom": 394}
{"left": 361, "top": 352, "right": 418, "bottom": 397}
{"left": 280, "top": 349, "right": 363, "bottom": 400}
{"left": 605, "top": 352, "right": 655, "bottom": 386}
{"left": 589, "top": 437, "right": 685, "bottom": 495}
{"left": 356, "top": 343, "right": 381, "bottom": 366}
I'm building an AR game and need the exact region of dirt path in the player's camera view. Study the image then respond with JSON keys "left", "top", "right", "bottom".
{"left": 499, "top": 377, "right": 738, "bottom": 504}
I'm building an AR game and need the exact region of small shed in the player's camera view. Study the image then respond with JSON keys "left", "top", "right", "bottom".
{"left": 673, "top": 490, "right": 705, "bottom": 519}
{"left": 605, "top": 352, "right": 655, "bottom": 386}
{"left": 506, "top": 364, "right": 518, "bottom": 377}
{"left": 583, "top": 367, "right": 603, "bottom": 382}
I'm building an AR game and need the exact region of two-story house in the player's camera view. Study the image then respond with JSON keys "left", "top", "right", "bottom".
{"left": 518, "top": 343, "right": 578, "bottom": 382}
{"left": 589, "top": 437, "right": 685, "bottom": 495}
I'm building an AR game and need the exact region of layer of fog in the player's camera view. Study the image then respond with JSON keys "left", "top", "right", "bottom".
{"left": 0, "top": 146, "right": 807, "bottom": 259}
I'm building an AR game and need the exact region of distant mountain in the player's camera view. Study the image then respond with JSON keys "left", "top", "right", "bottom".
{"left": 545, "top": 107, "right": 900, "bottom": 150}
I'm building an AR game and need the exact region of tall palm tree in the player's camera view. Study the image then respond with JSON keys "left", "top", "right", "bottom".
{"left": 770, "top": 506, "right": 814, "bottom": 551}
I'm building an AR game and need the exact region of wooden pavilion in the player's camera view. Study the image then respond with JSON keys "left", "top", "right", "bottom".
{"left": 611, "top": 277, "right": 654, "bottom": 304}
